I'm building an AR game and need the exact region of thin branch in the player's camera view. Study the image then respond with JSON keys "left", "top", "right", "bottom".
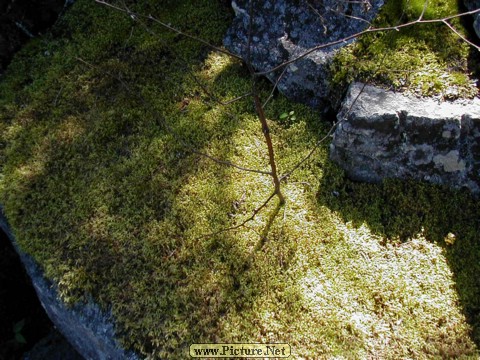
{"left": 75, "top": 57, "right": 271, "bottom": 176}
{"left": 222, "top": 92, "right": 253, "bottom": 106}
{"left": 194, "top": 191, "right": 277, "bottom": 240}
{"left": 307, "top": 0, "right": 372, "bottom": 28}
{"left": 263, "top": 66, "right": 288, "bottom": 108}
{"left": 419, "top": 0, "right": 429, "bottom": 21}
{"left": 112, "top": 5, "right": 250, "bottom": 120}
{"left": 442, "top": 20, "right": 480, "bottom": 51}
{"left": 255, "top": 8, "right": 480, "bottom": 76}
{"left": 279, "top": 81, "right": 369, "bottom": 181}
{"left": 254, "top": 92, "right": 285, "bottom": 204}
{"left": 280, "top": 17, "right": 397, "bottom": 181}
{"left": 95, "top": 0, "right": 243, "bottom": 61}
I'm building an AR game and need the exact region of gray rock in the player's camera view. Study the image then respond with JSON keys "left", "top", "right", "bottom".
{"left": 464, "top": 0, "right": 480, "bottom": 39}
{"left": 330, "top": 83, "right": 480, "bottom": 193}
{"left": 224, "top": 0, "right": 384, "bottom": 109}
{"left": 0, "top": 208, "right": 140, "bottom": 360}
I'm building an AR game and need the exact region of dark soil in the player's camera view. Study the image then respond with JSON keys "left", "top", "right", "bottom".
{"left": 0, "top": 0, "right": 66, "bottom": 73}
{"left": 0, "top": 229, "right": 83, "bottom": 360}
{"left": 0, "top": 229, "right": 53, "bottom": 359}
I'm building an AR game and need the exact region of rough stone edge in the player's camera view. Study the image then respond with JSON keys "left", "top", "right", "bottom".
{"left": 330, "top": 82, "right": 480, "bottom": 194}
{"left": 0, "top": 206, "right": 141, "bottom": 360}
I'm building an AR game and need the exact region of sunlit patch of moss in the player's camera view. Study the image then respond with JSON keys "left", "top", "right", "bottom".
{"left": 330, "top": 0, "right": 478, "bottom": 100}
{"left": 0, "top": 0, "right": 479, "bottom": 358}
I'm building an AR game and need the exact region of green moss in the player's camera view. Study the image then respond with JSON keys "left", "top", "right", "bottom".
{"left": 0, "top": 0, "right": 479, "bottom": 358}
{"left": 330, "top": 0, "right": 478, "bottom": 99}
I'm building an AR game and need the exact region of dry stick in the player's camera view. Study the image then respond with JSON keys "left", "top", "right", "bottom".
{"left": 280, "top": 4, "right": 409, "bottom": 181}
{"left": 113, "top": 0, "right": 252, "bottom": 111}
{"left": 199, "top": 0, "right": 287, "bottom": 240}
{"left": 126, "top": 16, "right": 270, "bottom": 176}
{"left": 254, "top": 93, "right": 285, "bottom": 204}
{"left": 279, "top": 83, "right": 368, "bottom": 182}
{"left": 95, "top": 0, "right": 243, "bottom": 61}
{"left": 307, "top": 0, "right": 372, "bottom": 28}
{"left": 94, "top": 0, "right": 281, "bottom": 240}
{"left": 95, "top": 0, "right": 471, "bottom": 237}
{"left": 442, "top": 20, "right": 480, "bottom": 51}
{"left": 263, "top": 0, "right": 378, "bottom": 108}
{"left": 256, "top": 7, "right": 480, "bottom": 77}
{"left": 194, "top": 192, "right": 277, "bottom": 240}
{"left": 196, "top": 0, "right": 286, "bottom": 240}
{"left": 75, "top": 57, "right": 272, "bottom": 176}
{"left": 246, "top": 0, "right": 285, "bottom": 205}
{"left": 262, "top": 66, "right": 288, "bottom": 109}
{"left": 134, "top": 14, "right": 253, "bottom": 123}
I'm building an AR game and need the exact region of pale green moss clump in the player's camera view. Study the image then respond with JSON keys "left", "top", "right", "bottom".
{"left": 330, "top": 0, "right": 478, "bottom": 99}
{"left": 0, "top": 0, "right": 479, "bottom": 359}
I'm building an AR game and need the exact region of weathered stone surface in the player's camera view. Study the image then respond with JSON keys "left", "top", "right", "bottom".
{"left": 464, "top": 0, "right": 480, "bottom": 39}
{"left": 330, "top": 83, "right": 480, "bottom": 193}
{"left": 224, "top": 0, "right": 384, "bottom": 109}
{"left": 0, "top": 208, "right": 140, "bottom": 360}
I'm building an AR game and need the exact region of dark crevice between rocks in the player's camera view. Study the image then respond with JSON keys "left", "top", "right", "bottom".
{"left": 458, "top": 0, "right": 480, "bottom": 89}
{"left": 0, "top": 229, "right": 83, "bottom": 360}
{"left": 0, "top": 0, "right": 70, "bottom": 75}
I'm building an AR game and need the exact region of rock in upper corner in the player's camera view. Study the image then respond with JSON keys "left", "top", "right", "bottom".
{"left": 330, "top": 82, "right": 480, "bottom": 193}
{"left": 223, "top": 0, "right": 384, "bottom": 109}
{"left": 464, "top": 0, "right": 480, "bottom": 39}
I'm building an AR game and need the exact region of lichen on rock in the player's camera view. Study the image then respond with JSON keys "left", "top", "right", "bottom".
{"left": 223, "top": 0, "right": 385, "bottom": 109}
{"left": 331, "top": 82, "right": 480, "bottom": 193}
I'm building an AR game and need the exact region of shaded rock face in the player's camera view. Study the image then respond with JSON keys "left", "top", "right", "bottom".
{"left": 330, "top": 83, "right": 480, "bottom": 193}
{"left": 0, "top": 209, "right": 140, "bottom": 360}
{"left": 224, "top": 0, "right": 384, "bottom": 109}
{"left": 0, "top": 0, "right": 67, "bottom": 73}
{"left": 464, "top": 0, "right": 480, "bottom": 39}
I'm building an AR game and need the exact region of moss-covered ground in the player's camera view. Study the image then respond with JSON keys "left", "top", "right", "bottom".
{"left": 330, "top": 0, "right": 479, "bottom": 99}
{"left": 0, "top": 0, "right": 479, "bottom": 358}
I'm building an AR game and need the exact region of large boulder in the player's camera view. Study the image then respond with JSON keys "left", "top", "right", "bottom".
{"left": 223, "top": 0, "right": 384, "bottom": 109}
{"left": 464, "top": 0, "right": 480, "bottom": 39}
{"left": 330, "top": 83, "right": 480, "bottom": 193}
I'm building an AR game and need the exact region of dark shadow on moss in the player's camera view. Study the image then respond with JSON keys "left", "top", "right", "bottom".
{"left": 317, "top": 162, "right": 480, "bottom": 348}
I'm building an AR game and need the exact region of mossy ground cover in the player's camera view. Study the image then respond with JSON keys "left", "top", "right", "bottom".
{"left": 0, "top": 0, "right": 479, "bottom": 358}
{"left": 330, "top": 0, "right": 479, "bottom": 99}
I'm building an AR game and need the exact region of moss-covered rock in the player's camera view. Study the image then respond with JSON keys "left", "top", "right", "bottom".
{"left": 330, "top": 0, "right": 478, "bottom": 101}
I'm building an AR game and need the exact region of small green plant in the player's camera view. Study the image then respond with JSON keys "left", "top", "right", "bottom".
{"left": 12, "top": 319, "right": 27, "bottom": 345}
{"left": 278, "top": 110, "right": 296, "bottom": 125}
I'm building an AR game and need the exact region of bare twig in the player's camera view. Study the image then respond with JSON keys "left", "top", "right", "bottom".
{"left": 255, "top": 7, "right": 480, "bottom": 77}
{"left": 279, "top": 83, "right": 367, "bottom": 181}
{"left": 263, "top": 66, "right": 288, "bottom": 108}
{"left": 75, "top": 57, "right": 271, "bottom": 176}
{"left": 253, "top": 93, "right": 285, "bottom": 203}
{"left": 442, "top": 20, "right": 480, "bottom": 51}
{"left": 194, "top": 191, "right": 277, "bottom": 240}
{"left": 95, "top": 0, "right": 243, "bottom": 61}
{"left": 307, "top": 0, "right": 372, "bottom": 28}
